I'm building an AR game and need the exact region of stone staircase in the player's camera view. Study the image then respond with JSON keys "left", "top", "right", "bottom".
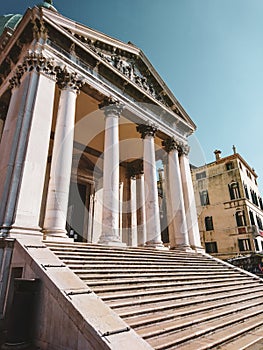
{"left": 45, "top": 242, "right": 263, "bottom": 349}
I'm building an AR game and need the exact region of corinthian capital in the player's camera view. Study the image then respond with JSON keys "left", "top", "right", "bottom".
{"left": 178, "top": 142, "right": 190, "bottom": 156}
{"left": 99, "top": 97, "right": 124, "bottom": 118}
{"left": 136, "top": 124, "right": 158, "bottom": 139}
{"left": 162, "top": 137, "right": 180, "bottom": 153}
{"left": 9, "top": 52, "right": 56, "bottom": 89}
{"left": 55, "top": 66, "right": 83, "bottom": 92}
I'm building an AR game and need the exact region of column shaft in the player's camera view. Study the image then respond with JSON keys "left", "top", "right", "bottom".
{"left": 0, "top": 84, "right": 26, "bottom": 228}
{"left": 180, "top": 152, "right": 203, "bottom": 251}
{"left": 168, "top": 149, "right": 190, "bottom": 248}
{"left": 137, "top": 125, "right": 163, "bottom": 247}
{"left": 130, "top": 176, "right": 138, "bottom": 246}
{"left": 44, "top": 71, "right": 81, "bottom": 239}
{"left": 144, "top": 135, "right": 163, "bottom": 246}
{"left": 119, "top": 181, "right": 124, "bottom": 242}
{"left": 0, "top": 55, "right": 56, "bottom": 235}
{"left": 98, "top": 100, "right": 123, "bottom": 245}
{"left": 162, "top": 157, "right": 176, "bottom": 248}
{"left": 136, "top": 174, "right": 147, "bottom": 246}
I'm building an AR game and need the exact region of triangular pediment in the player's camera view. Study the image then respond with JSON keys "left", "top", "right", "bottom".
{"left": 38, "top": 7, "right": 196, "bottom": 130}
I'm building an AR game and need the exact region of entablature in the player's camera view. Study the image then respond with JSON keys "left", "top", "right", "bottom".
{"left": 0, "top": 6, "right": 195, "bottom": 141}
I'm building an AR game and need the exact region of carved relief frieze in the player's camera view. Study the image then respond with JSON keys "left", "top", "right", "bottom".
{"left": 74, "top": 37, "right": 169, "bottom": 106}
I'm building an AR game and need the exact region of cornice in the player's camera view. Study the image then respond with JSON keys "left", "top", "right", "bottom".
{"left": 40, "top": 7, "right": 141, "bottom": 55}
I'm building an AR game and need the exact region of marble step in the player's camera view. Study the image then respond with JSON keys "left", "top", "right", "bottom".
{"left": 56, "top": 256, "right": 223, "bottom": 267}
{"left": 64, "top": 263, "right": 233, "bottom": 273}
{"left": 171, "top": 314, "right": 263, "bottom": 350}
{"left": 221, "top": 325, "right": 263, "bottom": 350}
{"left": 105, "top": 285, "right": 263, "bottom": 310}
{"left": 116, "top": 290, "right": 263, "bottom": 318}
{"left": 52, "top": 252, "right": 213, "bottom": 266}
{"left": 125, "top": 294, "right": 263, "bottom": 329}
{"left": 46, "top": 243, "right": 208, "bottom": 260}
{"left": 98, "top": 282, "right": 261, "bottom": 302}
{"left": 150, "top": 306, "right": 263, "bottom": 349}
{"left": 45, "top": 242, "right": 263, "bottom": 349}
{"left": 83, "top": 275, "right": 254, "bottom": 287}
{"left": 70, "top": 272, "right": 246, "bottom": 282}
{"left": 135, "top": 298, "right": 263, "bottom": 339}
{"left": 91, "top": 278, "right": 257, "bottom": 294}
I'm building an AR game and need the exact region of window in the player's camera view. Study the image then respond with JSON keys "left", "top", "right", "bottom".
{"left": 196, "top": 171, "right": 206, "bottom": 180}
{"left": 205, "top": 242, "right": 218, "bottom": 253}
{"left": 205, "top": 216, "right": 214, "bottom": 231}
{"left": 238, "top": 239, "right": 251, "bottom": 252}
{"left": 256, "top": 216, "right": 263, "bottom": 230}
{"left": 200, "top": 190, "right": 210, "bottom": 206}
{"left": 254, "top": 239, "right": 260, "bottom": 251}
{"left": 249, "top": 210, "right": 255, "bottom": 226}
{"left": 239, "top": 162, "right": 243, "bottom": 170}
{"left": 259, "top": 197, "right": 263, "bottom": 210}
{"left": 250, "top": 189, "right": 259, "bottom": 206}
{"left": 243, "top": 184, "right": 249, "bottom": 200}
{"left": 235, "top": 210, "right": 246, "bottom": 227}
{"left": 226, "top": 162, "right": 234, "bottom": 171}
{"left": 228, "top": 182, "right": 240, "bottom": 200}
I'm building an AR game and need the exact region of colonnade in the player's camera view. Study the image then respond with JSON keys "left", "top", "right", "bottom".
{"left": 0, "top": 52, "right": 202, "bottom": 251}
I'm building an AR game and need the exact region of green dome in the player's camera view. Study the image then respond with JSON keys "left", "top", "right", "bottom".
{"left": 38, "top": 1, "right": 57, "bottom": 12}
{"left": 0, "top": 14, "right": 22, "bottom": 36}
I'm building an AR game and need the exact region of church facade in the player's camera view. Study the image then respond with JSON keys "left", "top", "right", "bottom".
{"left": 0, "top": 3, "right": 201, "bottom": 251}
{"left": 2, "top": 4, "right": 263, "bottom": 350}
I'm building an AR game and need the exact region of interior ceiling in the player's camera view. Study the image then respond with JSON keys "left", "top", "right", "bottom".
{"left": 52, "top": 89, "right": 164, "bottom": 164}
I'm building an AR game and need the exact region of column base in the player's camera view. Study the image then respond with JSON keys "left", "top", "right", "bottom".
{"left": 42, "top": 229, "right": 72, "bottom": 242}
{"left": 192, "top": 245, "right": 205, "bottom": 253}
{"left": 98, "top": 241, "right": 127, "bottom": 247}
{"left": 171, "top": 244, "right": 193, "bottom": 253}
{"left": 43, "top": 236, "right": 74, "bottom": 243}
{"left": 97, "top": 235, "right": 126, "bottom": 247}
{"left": 145, "top": 240, "right": 167, "bottom": 249}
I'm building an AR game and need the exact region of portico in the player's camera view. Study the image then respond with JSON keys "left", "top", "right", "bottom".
{"left": 0, "top": 4, "right": 202, "bottom": 251}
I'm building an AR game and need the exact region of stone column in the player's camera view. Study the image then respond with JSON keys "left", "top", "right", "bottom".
{"left": 0, "top": 84, "right": 24, "bottom": 230}
{"left": 129, "top": 175, "right": 138, "bottom": 246}
{"left": 43, "top": 68, "right": 83, "bottom": 239}
{"left": 162, "top": 155, "right": 176, "bottom": 248}
{"left": 98, "top": 99, "right": 124, "bottom": 245}
{"left": 162, "top": 138, "right": 191, "bottom": 250}
{"left": 0, "top": 53, "right": 56, "bottom": 236}
{"left": 136, "top": 173, "right": 147, "bottom": 246}
{"left": 179, "top": 144, "right": 203, "bottom": 251}
{"left": 136, "top": 125, "right": 163, "bottom": 248}
{"left": 119, "top": 181, "right": 124, "bottom": 242}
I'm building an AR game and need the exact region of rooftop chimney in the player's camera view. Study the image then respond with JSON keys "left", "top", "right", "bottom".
{"left": 214, "top": 149, "right": 221, "bottom": 161}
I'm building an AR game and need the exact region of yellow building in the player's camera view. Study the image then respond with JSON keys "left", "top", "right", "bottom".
{"left": 192, "top": 147, "right": 263, "bottom": 260}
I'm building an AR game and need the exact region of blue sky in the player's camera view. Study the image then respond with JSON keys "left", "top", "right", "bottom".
{"left": 1, "top": 0, "right": 263, "bottom": 192}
